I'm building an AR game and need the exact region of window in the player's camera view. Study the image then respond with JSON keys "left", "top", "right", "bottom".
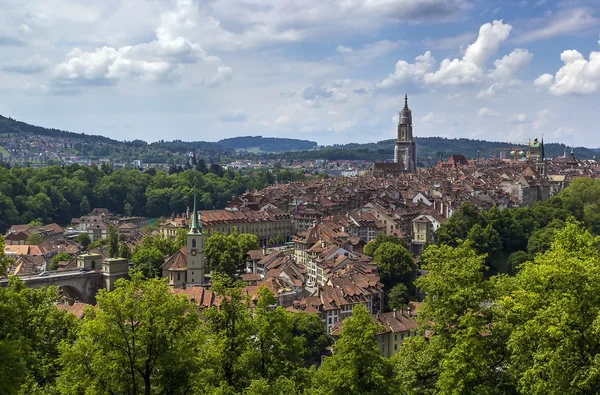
{"left": 192, "top": 239, "right": 196, "bottom": 248}
{"left": 91, "top": 260, "right": 96, "bottom": 269}
{"left": 394, "top": 334, "right": 397, "bottom": 341}
{"left": 394, "top": 344, "right": 398, "bottom": 351}
{"left": 177, "top": 272, "right": 180, "bottom": 281}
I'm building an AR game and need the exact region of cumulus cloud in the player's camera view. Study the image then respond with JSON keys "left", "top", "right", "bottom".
{"left": 1, "top": 55, "right": 51, "bottom": 74}
{"left": 488, "top": 48, "right": 532, "bottom": 80}
{"left": 353, "top": 88, "right": 368, "bottom": 95}
{"left": 378, "top": 20, "right": 521, "bottom": 88}
{"left": 50, "top": 0, "right": 218, "bottom": 89}
{"left": 534, "top": 48, "right": 600, "bottom": 95}
{"left": 509, "top": 113, "right": 530, "bottom": 124}
{"left": 218, "top": 109, "right": 247, "bottom": 122}
{"left": 478, "top": 107, "right": 499, "bottom": 117}
{"left": 424, "top": 20, "right": 512, "bottom": 85}
{"left": 204, "top": 66, "right": 232, "bottom": 87}
{"left": 376, "top": 51, "right": 437, "bottom": 89}
{"left": 336, "top": 45, "right": 352, "bottom": 53}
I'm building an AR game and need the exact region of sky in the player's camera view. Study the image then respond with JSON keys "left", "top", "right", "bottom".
{"left": 0, "top": 0, "right": 599, "bottom": 147}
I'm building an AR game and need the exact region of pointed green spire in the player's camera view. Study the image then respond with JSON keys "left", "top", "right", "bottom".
{"left": 189, "top": 191, "right": 201, "bottom": 234}
{"left": 571, "top": 145, "right": 575, "bottom": 156}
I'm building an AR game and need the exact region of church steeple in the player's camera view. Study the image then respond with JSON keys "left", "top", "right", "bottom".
{"left": 186, "top": 190, "right": 205, "bottom": 286}
{"left": 189, "top": 191, "right": 202, "bottom": 234}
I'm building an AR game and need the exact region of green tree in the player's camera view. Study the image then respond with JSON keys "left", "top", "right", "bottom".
{"left": 57, "top": 274, "right": 201, "bottom": 395}
{"left": 372, "top": 241, "right": 414, "bottom": 292}
{"left": 74, "top": 233, "right": 91, "bottom": 249}
{"left": 387, "top": 283, "right": 409, "bottom": 311}
{"left": 364, "top": 234, "right": 406, "bottom": 257}
{"left": 118, "top": 242, "right": 131, "bottom": 259}
{"left": 205, "top": 232, "right": 257, "bottom": 279}
{"left": 0, "top": 234, "right": 9, "bottom": 276}
{"left": 399, "top": 241, "right": 511, "bottom": 395}
{"left": 251, "top": 287, "right": 304, "bottom": 381}
{"left": 197, "top": 274, "right": 255, "bottom": 393}
{"left": 25, "top": 232, "right": 43, "bottom": 245}
{"left": 496, "top": 220, "right": 600, "bottom": 395}
{"left": 291, "top": 312, "right": 333, "bottom": 365}
{"left": 506, "top": 250, "right": 529, "bottom": 274}
{"left": 131, "top": 246, "right": 164, "bottom": 278}
{"left": 79, "top": 195, "right": 91, "bottom": 215}
{"left": 107, "top": 225, "right": 119, "bottom": 258}
{"left": 312, "top": 304, "right": 393, "bottom": 395}
{"left": 50, "top": 252, "right": 72, "bottom": 270}
{"left": 0, "top": 277, "right": 78, "bottom": 395}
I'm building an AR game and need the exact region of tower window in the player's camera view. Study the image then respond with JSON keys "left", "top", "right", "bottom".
{"left": 192, "top": 239, "right": 196, "bottom": 248}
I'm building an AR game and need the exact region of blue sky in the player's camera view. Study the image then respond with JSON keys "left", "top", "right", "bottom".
{"left": 0, "top": 0, "right": 599, "bottom": 147}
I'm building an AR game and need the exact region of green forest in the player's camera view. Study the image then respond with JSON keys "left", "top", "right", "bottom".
{"left": 0, "top": 164, "right": 308, "bottom": 233}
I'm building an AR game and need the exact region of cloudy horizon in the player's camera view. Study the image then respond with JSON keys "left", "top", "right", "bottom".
{"left": 1, "top": 0, "right": 599, "bottom": 147}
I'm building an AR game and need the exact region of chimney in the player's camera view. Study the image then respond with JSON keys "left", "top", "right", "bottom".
{"left": 393, "top": 309, "right": 397, "bottom": 319}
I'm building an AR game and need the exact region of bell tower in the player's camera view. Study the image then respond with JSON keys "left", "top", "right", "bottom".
{"left": 395, "top": 94, "right": 417, "bottom": 172}
{"left": 186, "top": 192, "right": 205, "bottom": 286}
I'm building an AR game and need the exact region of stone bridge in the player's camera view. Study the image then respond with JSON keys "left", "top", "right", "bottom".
{"left": 0, "top": 271, "right": 105, "bottom": 304}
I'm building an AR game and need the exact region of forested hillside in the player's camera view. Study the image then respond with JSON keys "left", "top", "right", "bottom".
{"left": 0, "top": 164, "right": 308, "bottom": 233}
{"left": 0, "top": 114, "right": 116, "bottom": 143}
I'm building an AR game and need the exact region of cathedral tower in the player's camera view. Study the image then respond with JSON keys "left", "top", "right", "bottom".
{"left": 186, "top": 192, "right": 205, "bottom": 286}
{"left": 395, "top": 94, "right": 417, "bottom": 172}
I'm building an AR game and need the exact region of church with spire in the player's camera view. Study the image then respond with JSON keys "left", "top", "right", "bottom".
{"left": 160, "top": 193, "right": 206, "bottom": 288}
{"left": 372, "top": 94, "right": 417, "bottom": 177}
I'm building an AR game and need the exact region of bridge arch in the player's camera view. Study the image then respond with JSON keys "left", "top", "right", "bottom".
{"left": 59, "top": 285, "right": 84, "bottom": 304}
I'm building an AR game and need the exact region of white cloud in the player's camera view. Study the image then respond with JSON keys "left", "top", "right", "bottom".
{"left": 509, "top": 113, "right": 530, "bottom": 124}
{"left": 424, "top": 20, "right": 512, "bottom": 85}
{"left": 533, "top": 73, "right": 553, "bottom": 87}
{"left": 204, "top": 66, "right": 233, "bottom": 87}
{"left": 336, "top": 45, "right": 353, "bottom": 53}
{"left": 515, "top": 8, "right": 599, "bottom": 43}
{"left": 535, "top": 49, "right": 600, "bottom": 95}
{"left": 422, "top": 112, "right": 446, "bottom": 123}
{"left": 50, "top": 0, "right": 218, "bottom": 89}
{"left": 476, "top": 83, "right": 499, "bottom": 98}
{"left": 376, "top": 51, "right": 437, "bottom": 89}
{"left": 488, "top": 48, "right": 532, "bottom": 80}
{"left": 379, "top": 20, "right": 514, "bottom": 88}
{"left": 1, "top": 55, "right": 51, "bottom": 74}
{"left": 463, "top": 20, "right": 512, "bottom": 67}
{"left": 478, "top": 107, "right": 499, "bottom": 117}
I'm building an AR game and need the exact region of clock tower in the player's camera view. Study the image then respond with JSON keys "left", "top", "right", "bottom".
{"left": 186, "top": 193, "right": 205, "bottom": 286}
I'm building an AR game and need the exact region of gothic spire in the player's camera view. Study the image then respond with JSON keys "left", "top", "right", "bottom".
{"left": 189, "top": 190, "right": 201, "bottom": 234}
{"left": 404, "top": 93, "right": 408, "bottom": 109}
{"left": 540, "top": 136, "right": 545, "bottom": 161}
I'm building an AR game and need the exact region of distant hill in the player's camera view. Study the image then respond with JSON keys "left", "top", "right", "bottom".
{"left": 0, "top": 114, "right": 118, "bottom": 144}
{"left": 274, "top": 137, "right": 599, "bottom": 164}
{"left": 218, "top": 136, "right": 318, "bottom": 152}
